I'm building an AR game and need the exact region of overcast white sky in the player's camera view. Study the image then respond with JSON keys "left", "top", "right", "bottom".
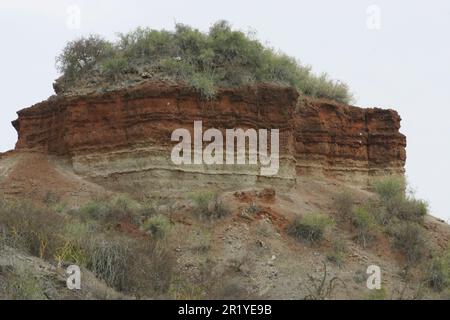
{"left": 0, "top": 0, "right": 449, "bottom": 221}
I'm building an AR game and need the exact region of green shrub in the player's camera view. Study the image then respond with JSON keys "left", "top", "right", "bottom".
{"left": 0, "top": 198, "right": 176, "bottom": 297}
{"left": 189, "top": 191, "right": 230, "bottom": 221}
{"left": 389, "top": 222, "right": 426, "bottom": 265}
{"left": 372, "top": 176, "right": 406, "bottom": 203}
{"left": 77, "top": 194, "right": 141, "bottom": 225}
{"left": 372, "top": 177, "right": 428, "bottom": 224}
{"left": 352, "top": 207, "right": 377, "bottom": 248}
{"left": 56, "top": 21, "right": 353, "bottom": 104}
{"left": 56, "top": 34, "right": 114, "bottom": 82}
{"left": 143, "top": 214, "right": 171, "bottom": 239}
{"left": 159, "top": 57, "right": 196, "bottom": 79}
{"left": 287, "top": 213, "right": 333, "bottom": 243}
{"left": 189, "top": 191, "right": 214, "bottom": 213}
{"left": 101, "top": 55, "right": 129, "bottom": 81}
{"left": 395, "top": 197, "right": 428, "bottom": 223}
{"left": 78, "top": 201, "right": 109, "bottom": 220}
{"left": 187, "top": 72, "right": 217, "bottom": 99}
{"left": 428, "top": 249, "right": 450, "bottom": 292}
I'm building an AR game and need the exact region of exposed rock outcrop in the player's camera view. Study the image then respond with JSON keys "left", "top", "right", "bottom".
{"left": 11, "top": 81, "right": 406, "bottom": 192}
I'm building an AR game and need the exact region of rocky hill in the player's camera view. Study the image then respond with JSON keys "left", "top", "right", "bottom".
{"left": 0, "top": 81, "right": 449, "bottom": 300}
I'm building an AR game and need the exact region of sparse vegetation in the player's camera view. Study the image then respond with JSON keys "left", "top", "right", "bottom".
{"left": 287, "top": 213, "right": 333, "bottom": 243}
{"left": 4, "top": 266, "right": 47, "bottom": 300}
{"left": 190, "top": 230, "right": 212, "bottom": 253}
{"left": 428, "top": 248, "right": 450, "bottom": 292}
{"left": 388, "top": 222, "right": 426, "bottom": 265}
{"left": 0, "top": 200, "right": 66, "bottom": 259}
{"left": 56, "top": 35, "right": 114, "bottom": 81}
{"left": 327, "top": 236, "right": 347, "bottom": 266}
{"left": 370, "top": 176, "right": 429, "bottom": 266}
{"left": 333, "top": 190, "right": 355, "bottom": 222}
{"left": 372, "top": 176, "right": 428, "bottom": 224}
{"left": 332, "top": 177, "right": 430, "bottom": 264}
{"left": 352, "top": 206, "right": 377, "bottom": 248}
{"left": 56, "top": 21, "right": 353, "bottom": 103}
{"left": 0, "top": 197, "right": 175, "bottom": 298}
{"left": 189, "top": 191, "right": 230, "bottom": 221}
{"left": 82, "top": 235, "right": 173, "bottom": 295}
{"left": 85, "top": 236, "right": 130, "bottom": 290}
{"left": 0, "top": 174, "right": 444, "bottom": 300}
{"left": 303, "top": 262, "right": 347, "bottom": 299}
{"left": 77, "top": 194, "right": 141, "bottom": 225}
{"left": 143, "top": 214, "right": 171, "bottom": 239}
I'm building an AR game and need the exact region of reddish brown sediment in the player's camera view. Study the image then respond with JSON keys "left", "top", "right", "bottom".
{"left": 11, "top": 81, "right": 406, "bottom": 190}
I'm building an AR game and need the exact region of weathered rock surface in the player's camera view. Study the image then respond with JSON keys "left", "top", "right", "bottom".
{"left": 11, "top": 81, "right": 406, "bottom": 192}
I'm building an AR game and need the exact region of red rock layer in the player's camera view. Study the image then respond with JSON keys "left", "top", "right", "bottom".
{"left": 12, "top": 82, "right": 406, "bottom": 182}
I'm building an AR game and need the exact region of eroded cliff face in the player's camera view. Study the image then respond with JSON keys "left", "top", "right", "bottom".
{"left": 12, "top": 82, "right": 406, "bottom": 192}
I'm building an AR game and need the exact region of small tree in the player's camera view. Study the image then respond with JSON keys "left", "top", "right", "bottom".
{"left": 56, "top": 35, "right": 113, "bottom": 81}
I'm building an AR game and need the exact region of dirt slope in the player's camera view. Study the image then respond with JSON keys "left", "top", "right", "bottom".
{"left": 1, "top": 150, "right": 448, "bottom": 299}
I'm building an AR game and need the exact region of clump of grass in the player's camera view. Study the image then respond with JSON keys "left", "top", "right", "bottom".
{"left": 372, "top": 176, "right": 406, "bottom": 203}
{"left": 4, "top": 266, "right": 47, "bottom": 300}
{"left": 42, "top": 190, "right": 60, "bottom": 207}
{"left": 143, "top": 214, "right": 171, "bottom": 239}
{"left": 372, "top": 176, "right": 428, "bottom": 224}
{"left": 287, "top": 213, "right": 333, "bottom": 243}
{"left": 327, "top": 236, "right": 347, "bottom": 266}
{"left": 428, "top": 248, "right": 450, "bottom": 292}
{"left": 352, "top": 206, "right": 377, "bottom": 248}
{"left": 56, "top": 21, "right": 353, "bottom": 104}
{"left": 0, "top": 199, "right": 66, "bottom": 260}
{"left": 246, "top": 202, "right": 260, "bottom": 215}
{"left": 168, "top": 276, "right": 205, "bottom": 300}
{"left": 78, "top": 200, "right": 109, "bottom": 220}
{"left": 0, "top": 197, "right": 176, "bottom": 298}
{"left": 84, "top": 235, "right": 174, "bottom": 295}
{"left": 54, "top": 240, "right": 86, "bottom": 267}
{"left": 77, "top": 194, "right": 141, "bottom": 225}
{"left": 189, "top": 191, "right": 230, "bottom": 221}
{"left": 85, "top": 236, "right": 130, "bottom": 290}
{"left": 101, "top": 55, "right": 130, "bottom": 81}
{"left": 191, "top": 230, "right": 212, "bottom": 253}
{"left": 332, "top": 178, "right": 429, "bottom": 265}
{"left": 368, "top": 177, "right": 430, "bottom": 266}
{"left": 388, "top": 222, "right": 426, "bottom": 265}
{"left": 189, "top": 191, "right": 214, "bottom": 215}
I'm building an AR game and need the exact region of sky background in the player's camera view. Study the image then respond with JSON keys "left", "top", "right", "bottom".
{"left": 0, "top": 0, "right": 449, "bottom": 221}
